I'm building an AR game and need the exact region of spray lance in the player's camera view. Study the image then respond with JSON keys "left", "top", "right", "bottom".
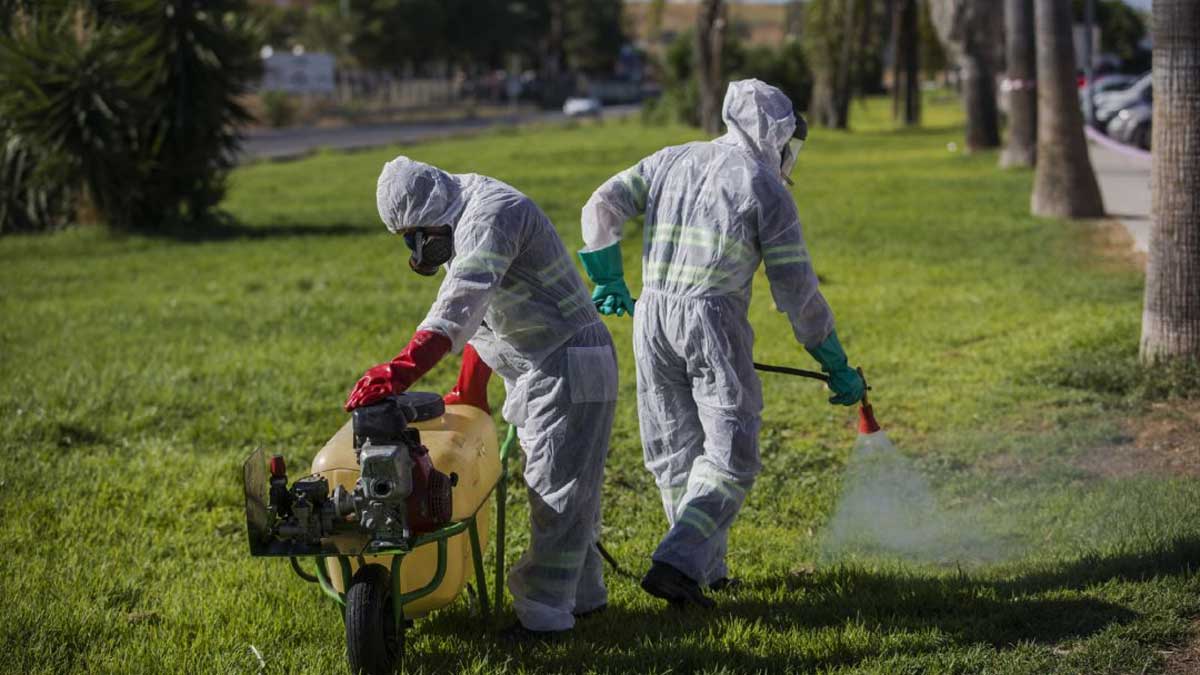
{"left": 752, "top": 362, "right": 881, "bottom": 434}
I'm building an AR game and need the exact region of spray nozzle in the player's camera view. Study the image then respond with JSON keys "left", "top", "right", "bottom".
{"left": 856, "top": 367, "right": 881, "bottom": 433}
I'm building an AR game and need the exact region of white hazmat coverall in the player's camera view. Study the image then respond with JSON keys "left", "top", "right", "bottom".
{"left": 377, "top": 157, "right": 617, "bottom": 630}
{"left": 579, "top": 80, "right": 835, "bottom": 586}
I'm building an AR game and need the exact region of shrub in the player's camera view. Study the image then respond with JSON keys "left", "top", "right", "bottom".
{"left": 0, "top": 125, "right": 77, "bottom": 234}
{"left": 261, "top": 91, "right": 297, "bottom": 128}
{"left": 0, "top": 1, "right": 259, "bottom": 234}
{"left": 736, "top": 40, "right": 813, "bottom": 115}
{"left": 0, "top": 9, "right": 155, "bottom": 230}
{"left": 130, "top": 0, "right": 260, "bottom": 226}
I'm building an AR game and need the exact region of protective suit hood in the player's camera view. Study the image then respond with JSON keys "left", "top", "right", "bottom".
{"left": 376, "top": 156, "right": 466, "bottom": 233}
{"left": 715, "top": 79, "right": 797, "bottom": 173}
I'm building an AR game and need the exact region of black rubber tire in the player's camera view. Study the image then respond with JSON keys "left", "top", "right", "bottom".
{"left": 1133, "top": 122, "right": 1151, "bottom": 151}
{"left": 345, "top": 565, "right": 404, "bottom": 675}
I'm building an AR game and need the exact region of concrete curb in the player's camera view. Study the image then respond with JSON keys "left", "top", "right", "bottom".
{"left": 1085, "top": 125, "right": 1152, "bottom": 163}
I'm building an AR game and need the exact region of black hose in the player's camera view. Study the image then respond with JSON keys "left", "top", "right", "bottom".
{"left": 752, "top": 362, "right": 829, "bottom": 382}
{"left": 290, "top": 556, "right": 319, "bottom": 583}
{"left": 595, "top": 541, "right": 641, "bottom": 581}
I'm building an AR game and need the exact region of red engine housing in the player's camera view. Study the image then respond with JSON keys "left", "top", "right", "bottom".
{"left": 405, "top": 444, "right": 454, "bottom": 534}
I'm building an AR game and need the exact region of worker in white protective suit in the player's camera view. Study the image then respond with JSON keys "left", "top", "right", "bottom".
{"left": 577, "top": 79, "right": 865, "bottom": 608}
{"left": 346, "top": 156, "right": 618, "bottom": 638}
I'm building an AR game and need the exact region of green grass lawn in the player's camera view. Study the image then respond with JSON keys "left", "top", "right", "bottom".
{"left": 3, "top": 97, "right": 1198, "bottom": 674}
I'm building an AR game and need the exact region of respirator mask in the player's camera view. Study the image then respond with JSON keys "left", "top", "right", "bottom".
{"left": 403, "top": 225, "right": 454, "bottom": 276}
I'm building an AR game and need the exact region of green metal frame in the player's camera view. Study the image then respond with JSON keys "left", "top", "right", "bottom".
{"left": 299, "top": 424, "right": 517, "bottom": 633}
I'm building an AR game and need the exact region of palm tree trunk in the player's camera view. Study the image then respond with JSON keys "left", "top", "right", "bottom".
{"left": 961, "top": 44, "right": 1000, "bottom": 149}
{"left": 696, "top": 0, "right": 725, "bottom": 135}
{"left": 1031, "top": 0, "right": 1104, "bottom": 218}
{"left": 929, "top": 0, "right": 1001, "bottom": 150}
{"left": 1140, "top": 0, "right": 1200, "bottom": 360}
{"left": 892, "top": 0, "right": 921, "bottom": 126}
{"left": 1000, "top": 0, "right": 1036, "bottom": 168}
{"left": 830, "top": 0, "right": 858, "bottom": 129}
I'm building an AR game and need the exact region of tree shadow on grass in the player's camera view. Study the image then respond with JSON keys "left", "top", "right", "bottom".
{"left": 398, "top": 538, "right": 1200, "bottom": 673}
{"left": 161, "top": 221, "right": 374, "bottom": 242}
{"left": 856, "top": 123, "right": 965, "bottom": 139}
{"left": 126, "top": 210, "right": 375, "bottom": 242}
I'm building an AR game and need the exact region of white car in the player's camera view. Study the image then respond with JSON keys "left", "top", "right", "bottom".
{"left": 563, "top": 97, "right": 602, "bottom": 117}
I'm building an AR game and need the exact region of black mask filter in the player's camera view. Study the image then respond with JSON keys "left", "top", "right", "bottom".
{"left": 404, "top": 226, "right": 454, "bottom": 276}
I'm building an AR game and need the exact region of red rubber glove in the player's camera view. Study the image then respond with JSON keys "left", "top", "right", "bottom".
{"left": 443, "top": 343, "right": 493, "bottom": 413}
{"left": 344, "top": 330, "right": 452, "bottom": 411}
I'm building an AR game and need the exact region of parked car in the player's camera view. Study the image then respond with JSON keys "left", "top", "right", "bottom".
{"left": 562, "top": 97, "right": 602, "bottom": 117}
{"left": 1107, "top": 103, "right": 1152, "bottom": 150}
{"left": 1080, "top": 73, "right": 1138, "bottom": 126}
{"left": 1093, "top": 72, "right": 1152, "bottom": 129}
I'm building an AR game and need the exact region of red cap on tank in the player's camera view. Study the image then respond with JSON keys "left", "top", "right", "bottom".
{"left": 269, "top": 455, "right": 287, "bottom": 478}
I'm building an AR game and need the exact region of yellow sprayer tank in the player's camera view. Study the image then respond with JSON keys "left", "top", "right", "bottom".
{"left": 311, "top": 404, "right": 499, "bottom": 618}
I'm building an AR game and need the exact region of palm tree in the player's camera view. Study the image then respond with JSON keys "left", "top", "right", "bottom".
{"left": 695, "top": 0, "right": 725, "bottom": 135}
{"left": 1140, "top": 0, "right": 1200, "bottom": 360}
{"left": 1000, "top": 0, "right": 1036, "bottom": 168}
{"left": 1030, "top": 0, "right": 1103, "bottom": 217}
{"left": 891, "top": 0, "right": 921, "bottom": 126}
{"left": 930, "top": 0, "right": 1002, "bottom": 151}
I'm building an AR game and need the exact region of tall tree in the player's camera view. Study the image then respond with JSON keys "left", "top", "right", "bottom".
{"left": 1000, "top": 0, "right": 1037, "bottom": 168}
{"left": 563, "top": 0, "right": 624, "bottom": 75}
{"left": 350, "top": 0, "right": 448, "bottom": 70}
{"left": 805, "top": 0, "right": 864, "bottom": 129}
{"left": 930, "top": 0, "right": 1002, "bottom": 150}
{"left": 891, "top": 0, "right": 921, "bottom": 126}
{"left": 1140, "top": 0, "right": 1200, "bottom": 361}
{"left": 695, "top": 0, "right": 725, "bottom": 134}
{"left": 1030, "top": 0, "right": 1104, "bottom": 217}
{"left": 918, "top": 0, "right": 949, "bottom": 81}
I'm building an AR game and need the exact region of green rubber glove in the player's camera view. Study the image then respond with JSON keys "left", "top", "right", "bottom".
{"left": 805, "top": 329, "right": 865, "bottom": 406}
{"left": 578, "top": 244, "right": 636, "bottom": 317}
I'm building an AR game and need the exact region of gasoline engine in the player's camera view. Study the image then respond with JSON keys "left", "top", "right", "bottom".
{"left": 262, "top": 395, "right": 456, "bottom": 553}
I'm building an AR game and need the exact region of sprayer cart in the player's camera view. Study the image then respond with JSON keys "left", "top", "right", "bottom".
{"left": 243, "top": 392, "right": 515, "bottom": 675}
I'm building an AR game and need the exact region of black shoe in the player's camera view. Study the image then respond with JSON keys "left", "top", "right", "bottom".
{"left": 640, "top": 561, "right": 715, "bottom": 609}
{"left": 708, "top": 577, "right": 742, "bottom": 593}
{"left": 573, "top": 603, "right": 607, "bottom": 619}
{"left": 497, "top": 622, "right": 567, "bottom": 644}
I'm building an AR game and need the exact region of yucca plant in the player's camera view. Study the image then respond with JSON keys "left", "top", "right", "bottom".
{"left": 126, "top": 0, "right": 260, "bottom": 226}
{"left": 0, "top": 0, "right": 259, "bottom": 233}
{"left": 0, "top": 124, "right": 77, "bottom": 234}
{"left": 0, "top": 6, "right": 157, "bottom": 230}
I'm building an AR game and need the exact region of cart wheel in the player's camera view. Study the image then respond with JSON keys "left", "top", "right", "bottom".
{"left": 345, "top": 564, "right": 405, "bottom": 675}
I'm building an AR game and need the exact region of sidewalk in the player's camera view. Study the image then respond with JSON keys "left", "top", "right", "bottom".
{"left": 1086, "top": 127, "right": 1152, "bottom": 254}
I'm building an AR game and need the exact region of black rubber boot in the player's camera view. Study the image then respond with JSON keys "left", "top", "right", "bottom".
{"left": 708, "top": 577, "right": 742, "bottom": 593}
{"left": 573, "top": 603, "right": 608, "bottom": 619}
{"left": 496, "top": 622, "right": 567, "bottom": 644}
{"left": 640, "top": 561, "right": 715, "bottom": 609}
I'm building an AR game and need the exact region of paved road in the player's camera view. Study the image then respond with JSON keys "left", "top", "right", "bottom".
{"left": 239, "top": 104, "right": 641, "bottom": 163}
{"left": 1086, "top": 127, "right": 1152, "bottom": 253}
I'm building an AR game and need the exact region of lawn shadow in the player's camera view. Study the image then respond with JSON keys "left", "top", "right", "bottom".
{"left": 856, "top": 123, "right": 964, "bottom": 139}
{"left": 994, "top": 535, "right": 1200, "bottom": 596}
{"left": 167, "top": 221, "right": 374, "bottom": 242}
{"left": 396, "top": 538, "right": 1200, "bottom": 673}
{"left": 129, "top": 211, "right": 374, "bottom": 242}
